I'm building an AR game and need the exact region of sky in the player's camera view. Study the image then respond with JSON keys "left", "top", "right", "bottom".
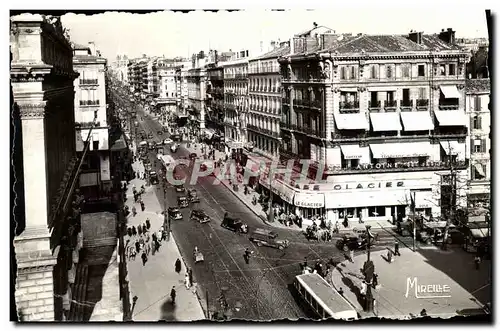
{"left": 59, "top": 8, "right": 490, "bottom": 62}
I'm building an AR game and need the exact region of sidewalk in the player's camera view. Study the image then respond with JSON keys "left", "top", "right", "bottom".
{"left": 180, "top": 142, "right": 394, "bottom": 233}
{"left": 124, "top": 160, "right": 205, "bottom": 321}
{"left": 329, "top": 247, "right": 490, "bottom": 319}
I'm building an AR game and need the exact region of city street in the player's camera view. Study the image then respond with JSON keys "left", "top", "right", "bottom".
{"left": 131, "top": 107, "right": 435, "bottom": 320}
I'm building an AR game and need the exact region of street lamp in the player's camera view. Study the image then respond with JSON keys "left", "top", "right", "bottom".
{"left": 363, "top": 225, "right": 375, "bottom": 313}
{"left": 267, "top": 138, "right": 282, "bottom": 223}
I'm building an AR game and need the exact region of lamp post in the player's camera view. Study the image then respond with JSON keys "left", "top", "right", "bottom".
{"left": 267, "top": 138, "right": 282, "bottom": 223}
{"left": 363, "top": 225, "right": 375, "bottom": 313}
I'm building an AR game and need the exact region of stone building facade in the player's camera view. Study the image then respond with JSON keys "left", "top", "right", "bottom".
{"left": 10, "top": 14, "right": 83, "bottom": 321}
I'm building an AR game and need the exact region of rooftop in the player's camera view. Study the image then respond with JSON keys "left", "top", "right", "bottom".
{"left": 465, "top": 78, "right": 491, "bottom": 93}
{"left": 254, "top": 45, "right": 291, "bottom": 61}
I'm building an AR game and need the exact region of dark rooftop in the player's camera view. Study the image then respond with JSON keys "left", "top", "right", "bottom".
{"left": 73, "top": 43, "right": 90, "bottom": 51}
{"left": 465, "top": 79, "right": 490, "bottom": 93}
{"left": 255, "top": 45, "right": 290, "bottom": 60}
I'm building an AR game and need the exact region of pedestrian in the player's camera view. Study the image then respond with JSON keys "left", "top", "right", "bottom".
{"left": 188, "top": 268, "right": 193, "bottom": 285}
{"left": 338, "top": 287, "right": 344, "bottom": 297}
{"left": 349, "top": 249, "right": 354, "bottom": 263}
{"left": 135, "top": 241, "right": 140, "bottom": 253}
{"left": 141, "top": 251, "right": 148, "bottom": 266}
{"left": 144, "top": 242, "right": 150, "bottom": 256}
{"left": 158, "top": 229, "right": 163, "bottom": 242}
{"left": 142, "top": 224, "right": 147, "bottom": 234}
{"left": 170, "top": 286, "right": 176, "bottom": 305}
{"left": 184, "top": 273, "right": 191, "bottom": 289}
{"left": 387, "top": 249, "right": 393, "bottom": 263}
{"left": 146, "top": 218, "right": 151, "bottom": 230}
{"left": 132, "top": 226, "right": 137, "bottom": 236}
{"left": 138, "top": 225, "right": 143, "bottom": 236}
{"left": 394, "top": 241, "right": 401, "bottom": 256}
{"left": 155, "top": 240, "right": 161, "bottom": 252}
{"left": 175, "top": 258, "right": 182, "bottom": 273}
{"left": 161, "top": 229, "right": 167, "bottom": 241}
{"left": 474, "top": 255, "right": 481, "bottom": 270}
{"left": 134, "top": 193, "right": 138, "bottom": 203}
{"left": 152, "top": 232, "right": 157, "bottom": 242}
{"left": 372, "top": 273, "right": 378, "bottom": 289}
{"left": 140, "top": 201, "right": 145, "bottom": 212}
{"left": 132, "top": 206, "right": 137, "bottom": 217}
{"left": 244, "top": 248, "right": 252, "bottom": 264}
{"left": 335, "top": 221, "right": 340, "bottom": 234}
{"left": 127, "top": 227, "right": 132, "bottom": 237}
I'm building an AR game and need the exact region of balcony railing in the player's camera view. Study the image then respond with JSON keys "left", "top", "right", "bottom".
{"left": 400, "top": 100, "right": 413, "bottom": 111}
{"left": 416, "top": 99, "right": 429, "bottom": 109}
{"left": 384, "top": 100, "right": 397, "bottom": 110}
{"left": 79, "top": 79, "right": 98, "bottom": 85}
{"left": 438, "top": 104, "right": 459, "bottom": 110}
{"left": 339, "top": 101, "right": 360, "bottom": 113}
{"left": 368, "top": 100, "right": 381, "bottom": 110}
{"left": 75, "top": 121, "right": 101, "bottom": 128}
{"left": 80, "top": 100, "right": 100, "bottom": 106}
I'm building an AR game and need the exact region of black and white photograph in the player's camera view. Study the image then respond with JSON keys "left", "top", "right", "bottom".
{"left": 8, "top": 5, "right": 493, "bottom": 323}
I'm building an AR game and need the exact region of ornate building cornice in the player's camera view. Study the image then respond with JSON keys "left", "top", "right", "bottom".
{"left": 17, "top": 102, "right": 47, "bottom": 119}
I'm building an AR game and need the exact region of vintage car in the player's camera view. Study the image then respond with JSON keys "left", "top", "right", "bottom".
{"left": 175, "top": 184, "right": 186, "bottom": 193}
{"left": 187, "top": 188, "right": 200, "bottom": 203}
{"left": 177, "top": 196, "right": 189, "bottom": 208}
{"left": 249, "top": 228, "right": 289, "bottom": 250}
{"left": 336, "top": 234, "right": 368, "bottom": 252}
{"left": 168, "top": 207, "right": 183, "bottom": 221}
{"left": 164, "top": 138, "right": 173, "bottom": 145}
{"left": 171, "top": 134, "right": 181, "bottom": 142}
{"left": 149, "top": 171, "right": 159, "bottom": 185}
{"left": 221, "top": 215, "right": 249, "bottom": 234}
{"left": 190, "top": 209, "right": 211, "bottom": 223}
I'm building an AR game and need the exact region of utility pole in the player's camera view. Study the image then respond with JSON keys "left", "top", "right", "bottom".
{"left": 363, "top": 225, "right": 375, "bottom": 313}
{"left": 412, "top": 191, "right": 416, "bottom": 252}
{"left": 442, "top": 158, "right": 457, "bottom": 251}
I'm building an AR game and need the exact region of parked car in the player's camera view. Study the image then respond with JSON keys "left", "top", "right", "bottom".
{"left": 336, "top": 234, "right": 368, "bottom": 252}
{"left": 168, "top": 207, "right": 183, "bottom": 221}
{"left": 175, "top": 184, "right": 185, "bottom": 193}
{"left": 249, "top": 228, "right": 289, "bottom": 250}
{"left": 177, "top": 196, "right": 189, "bottom": 208}
{"left": 221, "top": 215, "right": 248, "bottom": 233}
{"left": 187, "top": 188, "right": 200, "bottom": 203}
{"left": 190, "top": 209, "right": 211, "bottom": 223}
{"left": 164, "top": 138, "right": 173, "bottom": 145}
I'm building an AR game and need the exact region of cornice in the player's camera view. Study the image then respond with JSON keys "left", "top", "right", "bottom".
{"left": 16, "top": 101, "right": 47, "bottom": 119}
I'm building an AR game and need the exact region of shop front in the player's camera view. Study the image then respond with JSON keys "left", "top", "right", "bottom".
{"left": 293, "top": 191, "right": 325, "bottom": 226}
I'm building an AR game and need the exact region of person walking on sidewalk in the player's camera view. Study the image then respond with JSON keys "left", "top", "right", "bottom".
{"left": 135, "top": 241, "right": 141, "bottom": 253}
{"left": 184, "top": 273, "right": 191, "bottom": 289}
{"left": 244, "top": 248, "right": 252, "bottom": 264}
{"left": 170, "top": 286, "right": 176, "bottom": 305}
{"left": 141, "top": 251, "right": 148, "bottom": 266}
{"left": 175, "top": 258, "right": 182, "bottom": 274}
{"left": 349, "top": 249, "right": 354, "bottom": 263}
{"left": 474, "top": 255, "right": 481, "bottom": 270}
{"left": 394, "top": 241, "right": 401, "bottom": 256}
{"left": 142, "top": 223, "right": 147, "bottom": 234}
{"left": 146, "top": 218, "right": 151, "bottom": 230}
{"left": 188, "top": 268, "right": 193, "bottom": 286}
{"left": 132, "top": 206, "right": 137, "bottom": 217}
{"left": 140, "top": 201, "right": 145, "bottom": 212}
{"left": 132, "top": 226, "right": 137, "bottom": 236}
{"left": 138, "top": 225, "right": 143, "bottom": 236}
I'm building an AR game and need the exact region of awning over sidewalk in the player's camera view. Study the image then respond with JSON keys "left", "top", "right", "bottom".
{"left": 334, "top": 113, "right": 369, "bottom": 130}
{"left": 474, "top": 163, "right": 486, "bottom": 177}
{"left": 440, "top": 85, "right": 461, "bottom": 99}
{"left": 400, "top": 111, "right": 434, "bottom": 131}
{"left": 340, "top": 145, "right": 364, "bottom": 159}
{"left": 325, "top": 190, "right": 409, "bottom": 209}
{"left": 440, "top": 141, "right": 465, "bottom": 157}
{"left": 274, "top": 182, "right": 296, "bottom": 205}
{"left": 370, "top": 142, "right": 431, "bottom": 159}
{"left": 434, "top": 110, "right": 468, "bottom": 126}
{"left": 369, "top": 112, "right": 402, "bottom": 131}
{"left": 294, "top": 192, "right": 324, "bottom": 208}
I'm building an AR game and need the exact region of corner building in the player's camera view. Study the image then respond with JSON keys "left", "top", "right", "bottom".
{"left": 277, "top": 29, "right": 471, "bottom": 224}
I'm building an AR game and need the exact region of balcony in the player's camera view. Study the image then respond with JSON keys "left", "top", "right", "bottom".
{"left": 79, "top": 79, "right": 98, "bottom": 86}
{"left": 310, "top": 100, "right": 322, "bottom": 109}
{"left": 75, "top": 121, "right": 101, "bottom": 129}
{"left": 294, "top": 125, "right": 322, "bottom": 137}
{"left": 416, "top": 99, "right": 429, "bottom": 110}
{"left": 384, "top": 100, "right": 397, "bottom": 111}
{"left": 368, "top": 100, "right": 381, "bottom": 111}
{"left": 280, "top": 121, "right": 292, "bottom": 130}
{"left": 432, "top": 126, "right": 468, "bottom": 138}
{"left": 80, "top": 100, "right": 100, "bottom": 106}
{"left": 339, "top": 101, "right": 360, "bottom": 114}
{"left": 438, "top": 104, "right": 459, "bottom": 110}
{"left": 247, "top": 124, "right": 280, "bottom": 138}
{"left": 283, "top": 99, "right": 291, "bottom": 106}
{"left": 400, "top": 100, "right": 413, "bottom": 112}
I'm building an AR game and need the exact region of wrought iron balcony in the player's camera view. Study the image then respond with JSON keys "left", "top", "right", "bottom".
{"left": 339, "top": 101, "right": 360, "bottom": 113}
{"left": 368, "top": 100, "right": 381, "bottom": 110}
{"left": 80, "top": 100, "right": 100, "bottom": 106}
{"left": 310, "top": 100, "right": 322, "bottom": 109}
{"left": 75, "top": 121, "right": 101, "bottom": 128}
{"left": 400, "top": 100, "right": 413, "bottom": 112}
{"left": 438, "top": 104, "right": 459, "bottom": 110}
{"left": 79, "top": 79, "right": 98, "bottom": 85}
{"left": 416, "top": 99, "right": 429, "bottom": 109}
{"left": 384, "top": 100, "right": 397, "bottom": 110}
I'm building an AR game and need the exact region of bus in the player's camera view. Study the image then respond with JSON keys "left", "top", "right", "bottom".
{"left": 294, "top": 273, "right": 358, "bottom": 321}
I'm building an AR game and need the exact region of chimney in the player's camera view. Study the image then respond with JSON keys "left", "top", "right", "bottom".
{"left": 313, "top": 22, "right": 318, "bottom": 29}
{"left": 438, "top": 28, "right": 456, "bottom": 44}
{"left": 271, "top": 41, "right": 276, "bottom": 50}
{"left": 408, "top": 31, "right": 423, "bottom": 44}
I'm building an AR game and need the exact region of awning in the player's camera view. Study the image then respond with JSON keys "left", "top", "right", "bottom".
{"left": 334, "top": 113, "right": 369, "bottom": 130}
{"left": 474, "top": 163, "right": 486, "bottom": 177}
{"left": 434, "top": 110, "right": 468, "bottom": 126}
{"left": 204, "top": 128, "right": 215, "bottom": 138}
{"left": 470, "top": 228, "right": 490, "bottom": 238}
{"left": 325, "top": 190, "right": 409, "bottom": 209}
{"left": 412, "top": 191, "right": 434, "bottom": 209}
{"left": 274, "top": 183, "right": 296, "bottom": 205}
{"left": 244, "top": 159, "right": 262, "bottom": 175}
{"left": 439, "top": 141, "right": 466, "bottom": 157}
{"left": 341, "top": 145, "right": 364, "bottom": 159}
{"left": 440, "top": 85, "right": 461, "bottom": 99}
{"left": 110, "top": 135, "right": 128, "bottom": 151}
{"left": 294, "top": 192, "right": 324, "bottom": 208}
{"left": 369, "top": 113, "right": 402, "bottom": 131}
{"left": 400, "top": 112, "right": 434, "bottom": 131}
{"left": 370, "top": 142, "right": 431, "bottom": 158}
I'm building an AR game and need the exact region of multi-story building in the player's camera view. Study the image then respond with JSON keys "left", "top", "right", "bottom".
{"left": 248, "top": 42, "right": 290, "bottom": 158}
{"left": 187, "top": 51, "right": 208, "bottom": 133}
{"left": 177, "top": 64, "right": 190, "bottom": 116}
{"left": 274, "top": 29, "right": 471, "bottom": 224}
{"left": 73, "top": 43, "right": 113, "bottom": 198}
{"left": 11, "top": 14, "right": 83, "bottom": 321}
{"left": 222, "top": 50, "right": 251, "bottom": 154}
{"left": 206, "top": 61, "right": 225, "bottom": 136}
{"left": 127, "top": 57, "right": 146, "bottom": 98}
{"left": 109, "top": 54, "right": 129, "bottom": 84}
{"left": 156, "top": 59, "right": 179, "bottom": 115}
{"left": 465, "top": 78, "right": 490, "bottom": 208}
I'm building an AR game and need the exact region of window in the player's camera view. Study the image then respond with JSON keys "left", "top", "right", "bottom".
{"left": 418, "top": 65, "right": 425, "bottom": 77}
{"left": 92, "top": 141, "right": 99, "bottom": 150}
{"left": 370, "top": 65, "right": 378, "bottom": 79}
{"left": 401, "top": 65, "right": 410, "bottom": 78}
{"left": 449, "top": 64, "right": 456, "bottom": 76}
{"left": 351, "top": 66, "right": 356, "bottom": 79}
{"left": 418, "top": 87, "right": 426, "bottom": 100}
{"left": 402, "top": 88, "right": 410, "bottom": 104}
{"left": 386, "top": 65, "right": 393, "bottom": 78}
{"left": 340, "top": 67, "right": 346, "bottom": 80}
{"left": 439, "top": 64, "right": 446, "bottom": 75}
{"left": 472, "top": 163, "right": 486, "bottom": 180}
{"left": 368, "top": 206, "right": 386, "bottom": 217}
{"left": 473, "top": 116, "right": 482, "bottom": 130}
{"left": 474, "top": 96, "right": 482, "bottom": 111}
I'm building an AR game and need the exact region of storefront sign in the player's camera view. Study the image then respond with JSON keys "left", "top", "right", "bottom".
{"left": 326, "top": 160, "right": 467, "bottom": 172}
{"left": 405, "top": 277, "right": 451, "bottom": 299}
{"left": 333, "top": 181, "right": 404, "bottom": 190}
{"left": 294, "top": 193, "right": 325, "bottom": 208}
